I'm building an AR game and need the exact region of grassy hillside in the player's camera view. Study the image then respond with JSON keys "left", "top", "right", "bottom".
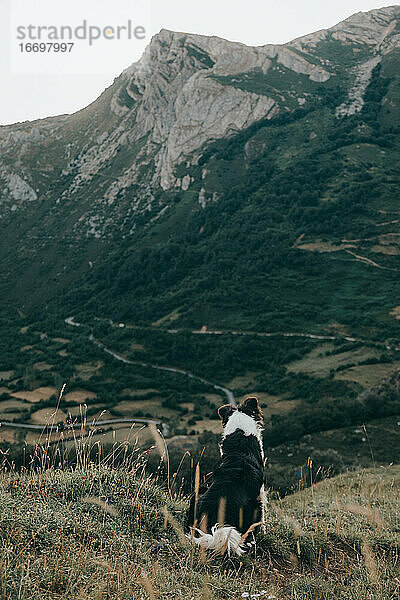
{"left": 60, "top": 50, "right": 400, "bottom": 338}
{"left": 0, "top": 458, "right": 399, "bottom": 599}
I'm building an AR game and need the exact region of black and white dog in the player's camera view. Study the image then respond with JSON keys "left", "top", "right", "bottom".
{"left": 186, "top": 396, "right": 265, "bottom": 556}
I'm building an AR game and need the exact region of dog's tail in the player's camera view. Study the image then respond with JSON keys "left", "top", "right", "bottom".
{"left": 188, "top": 523, "right": 246, "bottom": 556}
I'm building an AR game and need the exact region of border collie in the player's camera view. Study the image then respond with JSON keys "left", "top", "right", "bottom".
{"left": 186, "top": 396, "right": 265, "bottom": 556}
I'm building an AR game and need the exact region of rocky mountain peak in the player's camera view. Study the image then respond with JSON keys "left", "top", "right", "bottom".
{"left": 292, "top": 5, "right": 400, "bottom": 53}
{"left": 1, "top": 6, "right": 400, "bottom": 320}
{"left": 2, "top": 6, "right": 400, "bottom": 238}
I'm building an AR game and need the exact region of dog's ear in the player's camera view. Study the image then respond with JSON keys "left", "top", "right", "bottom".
{"left": 240, "top": 396, "right": 263, "bottom": 423}
{"left": 218, "top": 404, "right": 234, "bottom": 425}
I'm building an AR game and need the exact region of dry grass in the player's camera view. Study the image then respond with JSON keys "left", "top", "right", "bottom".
{"left": 287, "top": 344, "right": 379, "bottom": 378}
{"left": 113, "top": 399, "right": 177, "bottom": 419}
{"left": 371, "top": 244, "right": 400, "bottom": 255}
{"left": 335, "top": 361, "right": 400, "bottom": 387}
{"left": 0, "top": 397, "right": 398, "bottom": 599}
{"left": 66, "top": 404, "right": 108, "bottom": 418}
{"left": 64, "top": 425, "right": 154, "bottom": 449}
{"left": 74, "top": 361, "right": 104, "bottom": 382}
{"left": 183, "top": 419, "right": 222, "bottom": 434}
{"left": 0, "top": 399, "right": 30, "bottom": 416}
{"left": 0, "top": 421, "right": 398, "bottom": 600}
{"left": 0, "top": 370, "right": 15, "bottom": 382}
{"left": 33, "top": 362, "right": 52, "bottom": 372}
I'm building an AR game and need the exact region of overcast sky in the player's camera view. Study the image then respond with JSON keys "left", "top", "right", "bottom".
{"left": 0, "top": 0, "right": 396, "bottom": 125}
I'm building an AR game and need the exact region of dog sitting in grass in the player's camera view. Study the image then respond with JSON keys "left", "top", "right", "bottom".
{"left": 186, "top": 396, "right": 265, "bottom": 556}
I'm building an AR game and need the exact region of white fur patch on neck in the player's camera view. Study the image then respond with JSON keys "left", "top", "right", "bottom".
{"left": 222, "top": 410, "right": 263, "bottom": 457}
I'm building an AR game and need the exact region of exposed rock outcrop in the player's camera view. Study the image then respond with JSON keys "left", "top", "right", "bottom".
{"left": 335, "top": 56, "right": 382, "bottom": 117}
{"left": 1, "top": 5, "right": 400, "bottom": 238}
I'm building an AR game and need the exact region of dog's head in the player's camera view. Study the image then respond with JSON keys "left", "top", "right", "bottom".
{"left": 218, "top": 396, "right": 263, "bottom": 427}
{"left": 218, "top": 397, "right": 264, "bottom": 459}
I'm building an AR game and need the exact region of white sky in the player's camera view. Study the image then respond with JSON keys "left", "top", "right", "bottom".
{"left": 0, "top": 0, "right": 397, "bottom": 125}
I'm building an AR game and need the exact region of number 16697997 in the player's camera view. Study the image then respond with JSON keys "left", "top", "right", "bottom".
{"left": 19, "top": 42, "right": 74, "bottom": 52}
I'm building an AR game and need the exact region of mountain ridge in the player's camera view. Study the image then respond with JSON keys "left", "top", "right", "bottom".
{"left": 1, "top": 5, "right": 400, "bottom": 333}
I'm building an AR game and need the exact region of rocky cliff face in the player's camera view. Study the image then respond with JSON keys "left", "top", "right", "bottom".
{"left": 2, "top": 5, "right": 400, "bottom": 240}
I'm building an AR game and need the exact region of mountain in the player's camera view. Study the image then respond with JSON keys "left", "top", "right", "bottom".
{"left": 1, "top": 5, "right": 400, "bottom": 335}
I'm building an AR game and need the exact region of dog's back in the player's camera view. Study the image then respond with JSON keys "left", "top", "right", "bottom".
{"left": 186, "top": 397, "right": 265, "bottom": 555}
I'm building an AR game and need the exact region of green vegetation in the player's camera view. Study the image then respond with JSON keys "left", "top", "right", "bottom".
{"left": 187, "top": 43, "right": 215, "bottom": 68}
{"left": 47, "top": 50, "right": 400, "bottom": 343}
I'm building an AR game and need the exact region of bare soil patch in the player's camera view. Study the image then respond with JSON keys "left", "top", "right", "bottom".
{"left": 0, "top": 371, "right": 15, "bottom": 382}
{"left": 33, "top": 362, "right": 52, "bottom": 371}
{"left": 335, "top": 361, "right": 400, "bottom": 388}
{"left": 30, "top": 408, "right": 67, "bottom": 425}
{"left": 11, "top": 387, "right": 57, "bottom": 403}
{"left": 63, "top": 390, "right": 97, "bottom": 404}
{"left": 299, "top": 241, "right": 355, "bottom": 252}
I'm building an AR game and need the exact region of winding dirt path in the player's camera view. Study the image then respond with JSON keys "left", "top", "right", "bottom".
{"left": 345, "top": 249, "right": 399, "bottom": 272}
{"left": 0, "top": 416, "right": 161, "bottom": 432}
{"left": 89, "top": 333, "right": 236, "bottom": 406}
{"left": 6, "top": 315, "right": 398, "bottom": 436}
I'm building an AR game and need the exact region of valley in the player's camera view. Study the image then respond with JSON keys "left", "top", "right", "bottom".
{"left": 1, "top": 310, "right": 399, "bottom": 493}
{"left": 1, "top": 6, "right": 400, "bottom": 495}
